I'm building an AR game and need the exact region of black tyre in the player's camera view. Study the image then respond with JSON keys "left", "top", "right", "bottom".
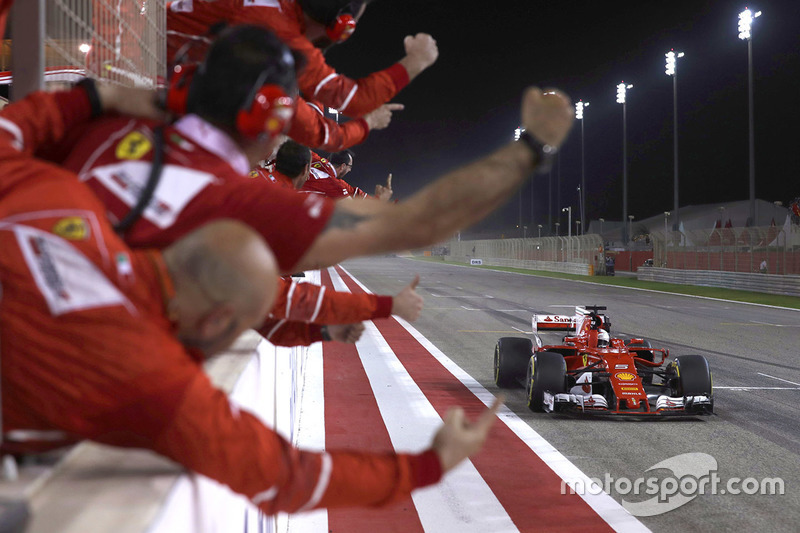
{"left": 670, "top": 355, "right": 713, "bottom": 396}
{"left": 493, "top": 337, "right": 533, "bottom": 388}
{"left": 526, "top": 351, "right": 567, "bottom": 412}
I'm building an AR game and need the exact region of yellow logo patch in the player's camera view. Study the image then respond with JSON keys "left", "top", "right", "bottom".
{"left": 115, "top": 131, "right": 152, "bottom": 160}
{"left": 52, "top": 217, "right": 89, "bottom": 240}
{"left": 615, "top": 372, "right": 637, "bottom": 381}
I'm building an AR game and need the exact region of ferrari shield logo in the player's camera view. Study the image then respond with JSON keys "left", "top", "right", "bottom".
{"left": 115, "top": 131, "right": 152, "bottom": 160}
{"left": 52, "top": 217, "right": 89, "bottom": 240}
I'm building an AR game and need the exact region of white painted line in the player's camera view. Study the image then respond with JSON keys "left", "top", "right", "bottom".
{"left": 430, "top": 294, "right": 495, "bottom": 298}
{"left": 757, "top": 373, "right": 800, "bottom": 386}
{"left": 715, "top": 386, "right": 800, "bottom": 390}
{"left": 331, "top": 268, "right": 517, "bottom": 532}
{"left": 511, "top": 327, "right": 533, "bottom": 334}
{"left": 750, "top": 320, "right": 800, "bottom": 328}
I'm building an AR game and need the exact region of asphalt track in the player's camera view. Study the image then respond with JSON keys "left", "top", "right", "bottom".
{"left": 338, "top": 255, "right": 800, "bottom": 533}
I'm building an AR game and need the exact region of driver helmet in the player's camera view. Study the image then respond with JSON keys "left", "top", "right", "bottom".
{"left": 597, "top": 329, "right": 610, "bottom": 348}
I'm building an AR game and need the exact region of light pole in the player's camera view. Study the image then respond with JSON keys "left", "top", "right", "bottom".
{"left": 555, "top": 222, "right": 561, "bottom": 236}
{"left": 739, "top": 8, "right": 761, "bottom": 226}
{"left": 665, "top": 50, "right": 684, "bottom": 231}
{"left": 628, "top": 215, "right": 635, "bottom": 244}
{"left": 616, "top": 82, "right": 633, "bottom": 244}
{"left": 664, "top": 211, "right": 671, "bottom": 240}
{"left": 514, "top": 127, "right": 524, "bottom": 233}
{"left": 562, "top": 207, "right": 572, "bottom": 238}
{"left": 576, "top": 185, "right": 583, "bottom": 235}
{"left": 599, "top": 218, "right": 605, "bottom": 239}
{"left": 523, "top": 225, "right": 528, "bottom": 239}
{"left": 576, "top": 220, "right": 581, "bottom": 236}
{"left": 576, "top": 100, "right": 589, "bottom": 234}
{"left": 538, "top": 224, "right": 542, "bottom": 238}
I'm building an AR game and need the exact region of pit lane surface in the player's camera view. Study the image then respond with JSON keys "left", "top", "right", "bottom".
{"left": 340, "top": 256, "right": 800, "bottom": 533}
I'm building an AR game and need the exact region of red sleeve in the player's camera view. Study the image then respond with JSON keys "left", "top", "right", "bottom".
{"left": 270, "top": 277, "right": 389, "bottom": 323}
{"left": 288, "top": 97, "right": 369, "bottom": 152}
{"left": 293, "top": 37, "right": 406, "bottom": 117}
{"left": 257, "top": 318, "right": 323, "bottom": 347}
{"left": 153, "top": 372, "right": 442, "bottom": 514}
{"left": 213, "top": 183, "right": 334, "bottom": 273}
{"left": 0, "top": 88, "right": 93, "bottom": 156}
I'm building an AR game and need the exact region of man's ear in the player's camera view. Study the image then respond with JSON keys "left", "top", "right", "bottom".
{"left": 198, "top": 304, "right": 237, "bottom": 339}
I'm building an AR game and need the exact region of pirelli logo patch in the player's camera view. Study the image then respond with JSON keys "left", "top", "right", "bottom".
{"left": 115, "top": 131, "right": 152, "bottom": 160}
{"left": 52, "top": 216, "right": 90, "bottom": 241}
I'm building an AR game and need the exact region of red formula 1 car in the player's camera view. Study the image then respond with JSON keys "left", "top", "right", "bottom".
{"left": 493, "top": 306, "right": 713, "bottom": 416}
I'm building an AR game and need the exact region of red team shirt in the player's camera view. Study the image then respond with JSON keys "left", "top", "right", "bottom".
{"left": 302, "top": 152, "right": 370, "bottom": 199}
{"left": 167, "top": 0, "right": 409, "bottom": 117}
{"left": 0, "top": 87, "right": 441, "bottom": 514}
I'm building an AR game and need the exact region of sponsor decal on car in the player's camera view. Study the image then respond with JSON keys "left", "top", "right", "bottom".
{"left": 615, "top": 364, "right": 629, "bottom": 369}
{"left": 615, "top": 372, "right": 637, "bottom": 381}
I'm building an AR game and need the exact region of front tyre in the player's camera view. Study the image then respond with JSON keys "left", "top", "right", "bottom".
{"left": 526, "top": 351, "right": 567, "bottom": 412}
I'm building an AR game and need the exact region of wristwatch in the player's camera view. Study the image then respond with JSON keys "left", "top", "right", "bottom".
{"left": 518, "top": 131, "right": 557, "bottom": 174}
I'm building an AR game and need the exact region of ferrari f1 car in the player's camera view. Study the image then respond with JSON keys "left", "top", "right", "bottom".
{"left": 493, "top": 306, "right": 713, "bottom": 416}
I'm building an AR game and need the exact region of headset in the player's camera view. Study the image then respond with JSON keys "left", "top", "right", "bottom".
{"left": 300, "top": 1, "right": 364, "bottom": 43}
{"left": 325, "top": 4, "right": 358, "bottom": 43}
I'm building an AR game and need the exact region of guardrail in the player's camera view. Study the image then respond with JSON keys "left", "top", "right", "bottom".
{"left": 637, "top": 267, "right": 800, "bottom": 297}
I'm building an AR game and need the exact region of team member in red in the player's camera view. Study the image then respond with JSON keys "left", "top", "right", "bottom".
{"left": 290, "top": 97, "right": 404, "bottom": 152}
{"left": 303, "top": 149, "right": 392, "bottom": 200}
{"left": 251, "top": 139, "right": 422, "bottom": 341}
{"left": 41, "top": 33, "right": 577, "bottom": 303}
{"left": 0, "top": 84, "right": 501, "bottom": 514}
{"left": 166, "top": 0, "right": 438, "bottom": 118}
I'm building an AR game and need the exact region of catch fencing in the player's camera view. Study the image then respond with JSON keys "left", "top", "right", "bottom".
{"left": 5, "top": 0, "right": 166, "bottom": 91}
{"left": 653, "top": 225, "right": 800, "bottom": 276}
{"left": 444, "top": 234, "right": 605, "bottom": 275}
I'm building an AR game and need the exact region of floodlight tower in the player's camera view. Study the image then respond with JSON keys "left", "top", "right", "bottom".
{"left": 575, "top": 100, "right": 589, "bottom": 235}
{"left": 738, "top": 7, "right": 761, "bottom": 226}
{"left": 665, "top": 50, "right": 684, "bottom": 232}
{"left": 616, "top": 82, "right": 633, "bottom": 244}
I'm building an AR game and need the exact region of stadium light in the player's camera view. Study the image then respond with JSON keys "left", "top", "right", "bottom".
{"left": 79, "top": 43, "right": 91, "bottom": 54}
{"left": 562, "top": 206, "right": 572, "bottom": 238}
{"left": 738, "top": 8, "right": 761, "bottom": 40}
{"left": 665, "top": 50, "right": 684, "bottom": 232}
{"left": 737, "top": 7, "right": 761, "bottom": 226}
{"left": 616, "top": 82, "right": 633, "bottom": 244}
{"left": 514, "top": 127, "right": 524, "bottom": 141}
{"left": 575, "top": 100, "right": 590, "bottom": 235}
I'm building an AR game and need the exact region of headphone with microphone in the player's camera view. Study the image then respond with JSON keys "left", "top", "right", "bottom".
{"left": 325, "top": 5, "right": 357, "bottom": 43}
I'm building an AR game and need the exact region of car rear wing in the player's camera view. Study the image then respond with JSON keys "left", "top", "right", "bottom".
{"left": 533, "top": 306, "right": 608, "bottom": 333}
{"left": 533, "top": 315, "right": 577, "bottom": 332}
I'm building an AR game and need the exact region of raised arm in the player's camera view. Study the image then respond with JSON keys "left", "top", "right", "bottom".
{"left": 293, "top": 87, "right": 574, "bottom": 271}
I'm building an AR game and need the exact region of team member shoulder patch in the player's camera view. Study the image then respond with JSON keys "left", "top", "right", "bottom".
{"left": 115, "top": 131, "right": 152, "bottom": 160}
{"left": 52, "top": 216, "right": 90, "bottom": 241}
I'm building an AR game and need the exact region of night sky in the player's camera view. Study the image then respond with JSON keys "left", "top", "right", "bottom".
{"left": 325, "top": 0, "right": 800, "bottom": 235}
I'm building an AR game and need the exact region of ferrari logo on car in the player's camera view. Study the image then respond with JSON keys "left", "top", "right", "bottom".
{"left": 115, "top": 131, "right": 152, "bottom": 160}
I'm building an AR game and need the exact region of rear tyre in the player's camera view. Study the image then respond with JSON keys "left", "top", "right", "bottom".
{"left": 526, "top": 351, "right": 567, "bottom": 412}
{"left": 493, "top": 337, "right": 533, "bottom": 388}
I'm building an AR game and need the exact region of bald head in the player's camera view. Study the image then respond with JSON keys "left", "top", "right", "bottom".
{"left": 163, "top": 220, "right": 278, "bottom": 356}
